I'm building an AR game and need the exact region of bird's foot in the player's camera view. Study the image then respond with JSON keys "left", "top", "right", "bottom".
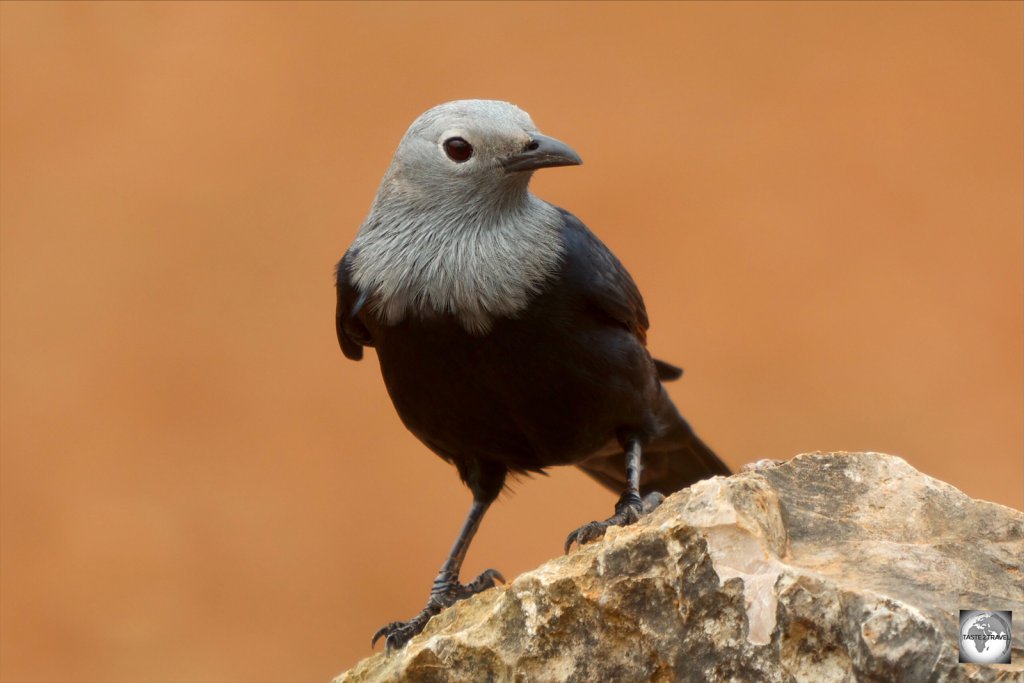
{"left": 371, "top": 568, "right": 504, "bottom": 654}
{"left": 564, "top": 491, "right": 664, "bottom": 553}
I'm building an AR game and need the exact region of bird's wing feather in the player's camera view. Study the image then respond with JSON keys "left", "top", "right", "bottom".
{"left": 558, "top": 209, "right": 650, "bottom": 345}
{"left": 558, "top": 210, "right": 685, "bottom": 381}
{"left": 653, "top": 358, "right": 683, "bottom": 381}
{"left": 335, "top": 249, "right": 373, "bottom": 360}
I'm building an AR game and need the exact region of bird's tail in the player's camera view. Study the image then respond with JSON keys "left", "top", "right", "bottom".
{"left": 635, "top": 427, "right": 730, "bottom": 496}
{"left": 577, "top": 394, "right": 730, "bottom": 496}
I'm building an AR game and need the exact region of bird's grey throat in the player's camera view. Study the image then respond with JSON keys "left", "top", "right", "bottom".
{"left": 348, "top": 100, "right": 568, "bottom": 334}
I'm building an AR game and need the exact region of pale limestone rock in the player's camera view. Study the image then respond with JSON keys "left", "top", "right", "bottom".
{"left": 335, "top": 452, "right": 1023, "bottom": 683}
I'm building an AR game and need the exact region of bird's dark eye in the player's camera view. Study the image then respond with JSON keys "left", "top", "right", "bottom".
{"left": 443, "top": 137, "right": 473, "bottom": 163}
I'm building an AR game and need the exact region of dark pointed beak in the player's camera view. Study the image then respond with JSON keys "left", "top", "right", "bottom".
{"left": 501, "top": 134, "right": 582, "bottom": 174}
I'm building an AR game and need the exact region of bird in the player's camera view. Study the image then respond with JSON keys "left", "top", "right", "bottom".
{"left": 335, "top": 99, "right": 730, "bottom": 653}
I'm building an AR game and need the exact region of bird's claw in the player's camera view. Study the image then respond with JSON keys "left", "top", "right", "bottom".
{"left": 564, "top": 520, "right": 612, "bottom": 552}
{"left": 565, "top": 505, "right": 641, "bottom": 553}
{"left": 564, "top": 491, "right": 664, "bottom": 553}
{"left": 371, "top": 568, "right": 505, "bottom": 654}
{"left": 371, "top": 617, "right": 429, "bottom": 655}
{"left": 455, "top": 568, "right": 505, "bottom": 598}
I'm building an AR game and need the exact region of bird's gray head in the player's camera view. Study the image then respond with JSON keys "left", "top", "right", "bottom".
{"left": 377, "top": 99, "right": 581, "bottom": 203}
{"left": 351, "top": 100, "right": 582, "bottom": 334}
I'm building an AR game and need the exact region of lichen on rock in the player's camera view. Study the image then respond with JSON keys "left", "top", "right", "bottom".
{"left": 335, "top": 452, "right": 1023, "bottom": 683}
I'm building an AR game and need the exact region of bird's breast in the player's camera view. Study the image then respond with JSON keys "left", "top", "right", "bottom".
{"left": 365, "top": 292, "right": 659, "bottom": 472}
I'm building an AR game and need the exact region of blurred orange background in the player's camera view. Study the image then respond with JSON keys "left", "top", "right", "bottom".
{"left": 1, "top": 2, "right": 1021, "bottom": 682}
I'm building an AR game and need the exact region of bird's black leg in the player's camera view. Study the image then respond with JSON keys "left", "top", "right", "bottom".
{"left": 371, "top": 498, "right": 503, "bottom": 654}
{"left": 566, "top": 438, "right": 661, "bottom": 552}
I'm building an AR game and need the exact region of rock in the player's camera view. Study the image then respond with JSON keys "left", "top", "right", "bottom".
{"left": 334, "top": 452, "right": 1023, "bottom": 683}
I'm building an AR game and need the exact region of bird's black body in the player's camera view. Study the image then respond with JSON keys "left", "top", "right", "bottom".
{"left": 337, "top": 209, "right": 728, "bottom": 505}
{"left": 335, "top": 99, "right": 729, "bottom": 652}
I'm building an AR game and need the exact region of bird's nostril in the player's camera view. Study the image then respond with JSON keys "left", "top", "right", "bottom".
{"left": 525, "top": 140, "right": 540, "bottom": 152}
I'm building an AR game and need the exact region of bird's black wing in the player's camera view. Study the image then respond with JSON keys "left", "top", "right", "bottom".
{"left": 558, "top": 209, "right": 682, "bottom": 382}
{"left": 335, "top": 249, "right": 373, "bottom": 361}
{"left": 558, "top": 209, "right": 650, "bottom": 343}
{"left": 653, "top": 359, "right": 683, "bottom": 381}
{"left": 559, "top": 209, "right": 727, "bottom": 493}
